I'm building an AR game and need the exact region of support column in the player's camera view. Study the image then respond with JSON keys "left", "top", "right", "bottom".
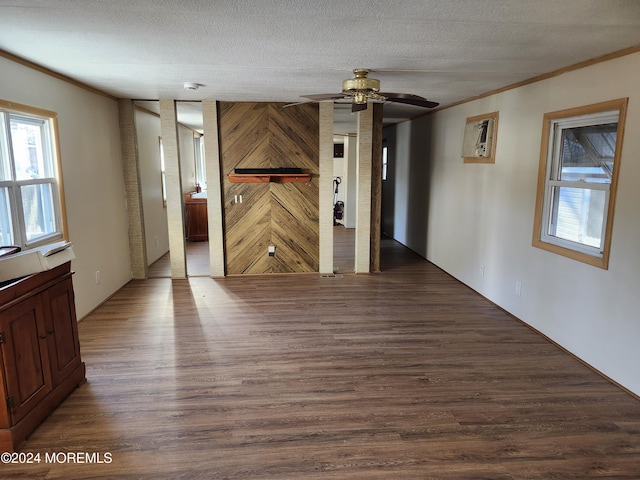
{"left": 118, "top": 99, "right": 148, "bottom": 279}
{"left": 370, "top": 103, "right": 383, "bottom": 273}
{"left": 159, "top": 99, "right": 186, "bottom": 278}
{"left": 202, "top": 100, "right": 225, "bottom": 277}
{"left": 355, "top": 106, "right": 373, "bottom": 273}
{"left": 318, "top": 101, "right": 334, "bottom": 274}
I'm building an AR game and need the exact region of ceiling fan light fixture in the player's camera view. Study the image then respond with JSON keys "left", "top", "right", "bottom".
{"left": 353, "top": 92, "right": 368, "bottom": 104}
{"left": 294, "top": 67, "right": 438, "bottom": 112}
{"left": 341, "top": 68, "right": 380, "bottom": 95}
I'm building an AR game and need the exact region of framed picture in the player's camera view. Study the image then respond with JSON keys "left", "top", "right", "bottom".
{"left": 462, "top": 111, "right": 499, "bottom": 164}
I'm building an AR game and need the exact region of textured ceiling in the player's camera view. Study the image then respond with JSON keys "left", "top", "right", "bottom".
{"left": 2, "top": 0, "right": 640, "bottom": 133}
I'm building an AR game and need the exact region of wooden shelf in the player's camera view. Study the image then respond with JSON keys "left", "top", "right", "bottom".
{"left": 228, "top": 173, "right": 311, "bottom": 183}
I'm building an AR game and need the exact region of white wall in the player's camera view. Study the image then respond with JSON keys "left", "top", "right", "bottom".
{"left": 388, "top": 52, "right": 640, "bottom": 395}
{"left": 134, "top": 109, "right": 169, "bottom": 266}
{"left": 0, "top": 57, "right": 132, "bottom": 319}
{"left": 179, "top": 127, "right": 197, "bottom": 194}
{"left": 332, "top": 156, "right": 346, "bottom": 203}
{"left": 343, "top": 136, "right": 357, "bottom": 229}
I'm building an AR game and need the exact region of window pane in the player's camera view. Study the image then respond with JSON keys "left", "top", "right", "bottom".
{"left": 21, "top": 183, "right": 56, "bottom": 242}
{"left": 194, "top": 136, "right": 207, "bottom": 189}
{"left": 0, "top": 187, "right": 14, "bottom": 244}
{"left": 559, "top": 123, "right": 616, "bottom": 184}
{"left": 10, "top": 115, "right": 53, "bottom": 181}
{"left": 159, "top": 138, "right": 167, "bottom": 206}
{"left": 382, "top": 145, "right": 388, "bottom": 181}
{"left": 550, "top": 186, "right": 606, "bottom": 249}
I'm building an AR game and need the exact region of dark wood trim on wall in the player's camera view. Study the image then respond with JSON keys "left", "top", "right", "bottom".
{"left": 370, "top": 103, "right": 383, "bottom": 273}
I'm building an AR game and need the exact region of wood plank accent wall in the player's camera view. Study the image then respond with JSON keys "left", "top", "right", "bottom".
{"left": 218, "top": 102, "right": 319, "bottom": 274}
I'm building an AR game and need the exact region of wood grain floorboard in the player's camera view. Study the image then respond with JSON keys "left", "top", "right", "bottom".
{"left": 148, "top": 241, "right": 211, "bottom": 278}
{"left": 333, "top": 225, "right": 355, "bottom": 274}
{"left": 3, "top": 237, "right": 640, "bottom": 479}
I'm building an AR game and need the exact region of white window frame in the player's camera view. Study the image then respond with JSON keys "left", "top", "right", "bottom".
{"left": 533, "top": 99, "right": 628, "bottom": 269}
{"left": 194, "top": 133, "right": 206, "bottom": 190}
{"left": 0, "top": 100, "right": 66, "bottom": 249}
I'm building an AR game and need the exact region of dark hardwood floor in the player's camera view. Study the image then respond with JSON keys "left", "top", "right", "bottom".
{"left": 149, "top": 226, "right": 355, "bottom": 278}
{"left": 4, "top": 237, "right": 640, "bottom": 479}
{"left": 148, "top": 240, "right": 210, "bottom": 278}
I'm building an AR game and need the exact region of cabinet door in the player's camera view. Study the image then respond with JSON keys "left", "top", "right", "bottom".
{"left": 42, "top": 277, "right": 81, "bottom": 386}
{"left": 1, "top": 297, "right": 52, "bottom": 424}
{"left": 186, "top": 202, "right": 209, "bottom": 241}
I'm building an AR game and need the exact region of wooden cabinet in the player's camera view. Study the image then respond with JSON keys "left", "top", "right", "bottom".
{"left": 0, "top": 261, "right": 85, "bottom": 452}
{"left": 184, "top": 192, "right": 208, "bottom": 242}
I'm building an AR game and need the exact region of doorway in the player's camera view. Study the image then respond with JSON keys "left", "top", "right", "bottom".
{"left": 332, "top": 136, "right": 356, "bottom": 273}
{"left": 134, "top": 100, "right": 210, "bottom": 278}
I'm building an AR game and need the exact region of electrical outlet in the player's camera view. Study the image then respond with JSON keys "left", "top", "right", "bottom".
{"left": 95, "top": 271, "right": 101, "bottom": 285}
{"left": 268, "top": 245, "right": 276, "bottom": 257}
{"left": 515, "top": 280, "right": 522, "bottom": 297}
{"left": 480, "top": 264, "right": 485, "bottom": 277}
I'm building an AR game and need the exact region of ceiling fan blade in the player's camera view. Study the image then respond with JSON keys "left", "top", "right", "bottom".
{"left": 379, "top": 92, "right": 439, "bottom": 109}
{"left": 301, "top": 93, "right": 349, "bottom": 101}
{"left": 351, "top": 102, "right": 368, "bottom": 113}
{"left": 283, "top": 101, "right": 313, "bottom": 108}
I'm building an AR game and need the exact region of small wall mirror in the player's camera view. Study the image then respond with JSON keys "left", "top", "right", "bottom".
{"left": 462, "top": 111, "right": 499, "bottom": 164}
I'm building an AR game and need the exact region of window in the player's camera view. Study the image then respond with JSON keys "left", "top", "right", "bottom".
{"left": 0, "top": 101, "right": 65, "bottom": 248}
{"left": 159, "top": 137, "right": 167, "bottom": 207}
{"left": 533, "top": 99, "right": 628, "bottom": 269}
{"left": 382, "top": 141, "right": 388, "bottom": 181}
{"left": 194, "top": 134, "right": 206, "bottom": 190}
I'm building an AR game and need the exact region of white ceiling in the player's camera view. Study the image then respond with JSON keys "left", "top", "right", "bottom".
{"left": 2, "top": 0, "right": 640, "bottom": 134}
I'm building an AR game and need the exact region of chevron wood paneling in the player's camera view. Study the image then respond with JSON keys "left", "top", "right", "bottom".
{"left": 225, "top": 182, "right": 271, "bottom": 274}
{"left": 219, "top": 102, "right": 319, "bottom": 274}
{"left": 271, "top": 181, "right": 319, "bottom": 273}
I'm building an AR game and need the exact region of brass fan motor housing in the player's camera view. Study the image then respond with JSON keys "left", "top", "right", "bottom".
{"left": 342, "top": 69, "right": 380, "bottom": 103}
{"left": 295, "top": 68, "right": 439, "bottom": 111}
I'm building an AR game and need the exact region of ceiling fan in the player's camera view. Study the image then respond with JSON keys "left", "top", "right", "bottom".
{"left": 295, "top": 68, "right": 439, "bottom": 113}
